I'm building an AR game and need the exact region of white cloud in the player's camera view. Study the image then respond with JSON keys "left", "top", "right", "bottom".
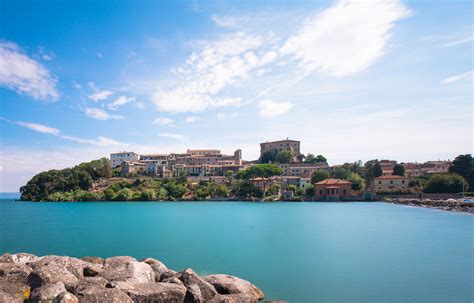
{"left": 153, "top": 117, "right": 174, "bottom": 126}
{"left": 258, "top": 99, "right": 293, "bottom": 118}
{"left": 152, "top": 32, "right": 278, "bottom": 113}
{"left": 107, "top": 96, "right": 136, "bottom": 110}
{"left": 443, "top": 36, "right": 473, "bottom": 47}
{"left": 442, "top": 71, "right": 473, "bottom": 84}
{"left": 212, "top": 15, "right": 238, "bottom": 28}
{"left": 88, "top": 90, "right": 114, "bottom": 102}
{"left": 158, "top": 133, "right": 187, "bottom": 141}
{"left": 0, "top": 41, "right": 59, "bottom": 100}
{"left": 280, "top": 0, "right": 410, "bottom": 76}
{"left": 135, "top": 102, "right": 144, "bottom": 109}
{"left": 84, "top": 107, "right": 124, "bottom": 120}
{"left": 17, "top": 122, "right": 60, "bottom": 135}
{"left": 42, "top": 54, "right": 53, "bottom": 61}
{"left": 184, "top": 116, "right": 200, "bottom": 123}
{"left": 217, "top": 112, "right": 238, "bottom": 120}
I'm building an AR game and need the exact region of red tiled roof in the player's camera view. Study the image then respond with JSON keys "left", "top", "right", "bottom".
{"left": 315, "top": 178, "right": 351, "bottom": 185}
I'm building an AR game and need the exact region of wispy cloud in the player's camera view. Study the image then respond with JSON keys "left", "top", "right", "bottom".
{"left": 258, "top": 99, "right": 293, "bottom": 118}
{"left": 87, "top": 82, "right": 114, "bottom": 101}
{"left": 158, "top": 132, "right": 187, "bottom": 141}
{"left": 84, "top": 107, "right": 124, "bottom": 120}
{"left": 217, "top": 112, "right": 238, "bottom": 120}
{"left": 107, "top": 96, "right": 136, "bottom": 110}
{"left": 212, "top": 15, "right": 238, "bottom": 28}
{"left": 16, "top": 122, "right": 60, "bottom": 135}
{"left": 442, "top": 36, "right": 473, "bottom": 47}
{"left": 153, "top": 117, "right": 174, "bottom": 126}
{"left": 0, "top": 41, "right": 59, "bottom": 100}
{"left": 184, "top": 116, "right": 200, "bottom": 123}
{"left": 442, "top": 71, "right": 473, "bottom": 84}
{"left": 280, "top": 0, "right": 411, "bottom": 76}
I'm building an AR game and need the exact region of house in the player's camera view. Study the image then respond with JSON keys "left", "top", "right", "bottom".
{"left": 110, "top": 152, "right": 140, "bottom": 168}
{"left": 278, "top": 162, "right": 328, "bottom": 177}
{"left": 372, "top": 175, "right": 409, "bottom": 192}
{"left": 314, "top": 179, "right": 352, "bottom": 200}
{"left": 282, "top": 176, "right": 311, "bottom": 190}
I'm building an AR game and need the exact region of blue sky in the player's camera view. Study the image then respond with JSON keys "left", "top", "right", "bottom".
{"left": 0, "top": 0, "right": 472, "bottom": 192}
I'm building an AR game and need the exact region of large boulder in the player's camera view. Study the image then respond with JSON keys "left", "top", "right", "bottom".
{"left": 0, "top": 262, "right": 32, "bottom": 284}
{"left": 76, "top": 286, "right": 133, "bottom": 303}
{"left": 0, "top": 253, "right": 39, "bottom": 264}
{"left": 100, "top": 256, "right": 154, "bottom": 283}
{"left": 119, "top": 282, "right": 187, "bottom": 303}
{"left": 27, "top": 263, "right": 79, "bottom": 292}
{"left": 81, "top": 256, "right": 104, "bottom": 265}
{"left": 0, "top": 281, "right": 31, "bottom": 302}
{"left": 141, "top": 258, "right": 168, "bottom": 281}
{"left": 58, "top": 292, "right": 79, "bottom": 303}
{"left": 208, "top": 294, "right": 258, "bottom": 303}
{"left": 30, "top": 256, "right": 88, "bottom": 279}
{"left": 29, "top": 281, "right": 67, "bottom": 302}
{"left": 203, "top": 275, "right": 264, "bottom": 301}
{"left": 179, "top": 268, "right": 217, "bottom": 302}
{"left": 74, "top": 277, "right": 109, "bottom": 294}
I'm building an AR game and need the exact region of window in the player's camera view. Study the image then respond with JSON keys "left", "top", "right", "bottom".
{"left": 378, "top": 181, "right": 381, "bottom": 184}
{"left": 402, "top": 180, "right": 405, "bottom": 184}
{"left": 320, "top": 190, "right": 323, "bottom": 195}
{"left": 343, "top": 190, "right": 346, "bottom": 194}
{"left": 390, "top": 180, "right": 393, "bottom": 184}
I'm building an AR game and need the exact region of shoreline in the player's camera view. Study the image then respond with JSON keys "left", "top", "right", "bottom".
{"left": 381, "top": 198, "right": 474, "bottom": 213}
{"left": 0, "top": 253, "right": 266, "bottom": 303}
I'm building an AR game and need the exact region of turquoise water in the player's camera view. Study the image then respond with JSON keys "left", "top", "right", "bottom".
{"left": 0, "top": 200, "right": 472, "bottom": 302}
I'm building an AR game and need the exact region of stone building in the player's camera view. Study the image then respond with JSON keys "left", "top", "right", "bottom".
{"left": 260, "top": 139, "right": 300, "bottom": 162}
{"left": 110, "top": 152, "right": 140, "bottom": 168}
{"left": 371, "top": 175, "right": 409, "bottom": 192}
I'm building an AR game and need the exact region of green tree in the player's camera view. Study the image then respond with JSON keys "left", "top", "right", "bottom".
{"left": 393, "top": 164, "right": 405, "bottom": 176}
{"left": 311, "top": 170, "right": 330, "bottom": 184}
{"left": 305, "top": 184, "right": 315, "bottom": 196}
{"left": 275, "top": 150, "right": 293, "bottom": 164}
{"left": 237, "top": 164, "right": 283, "bottom": 194}
{"left": 287, "top": 184, "right": 298, "bottom": 193}
{"left": 266, "top": 183, "right": 280, "bottom": 196}
{"left": 449, "top": 154, "right": 474, "bottom": 190}
{"left": 213, "top": 184, "right": 229, "bottom": 197}
{"left": 304, "top": 154, "right": 327, "bottom": 164}
{"left": 115, "top": 188, "right": 135, "bottom": 201}
{"left": 260, "top": 150, "right": 276, "bottom": 163}
{"left": 235, "top": 181, "right": 263, "bottom": 199}
{"left": 363, "top": 160, "right": 382, "bottom": 182}
{"left": 423, "top": 173, "right": 468, "bottom": 193}
{"left": 331, "top": 167, "right": 351, "bottom": 180}
{"left": 348, "top": 173, "right": 366, "bottom": 191}
{"left": 140, "top": 189, "right": 157, "bottom": 201}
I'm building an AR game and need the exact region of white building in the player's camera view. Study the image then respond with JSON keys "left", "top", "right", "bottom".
{"left": 110, "top": 152, "right": 139, "bottom": 168}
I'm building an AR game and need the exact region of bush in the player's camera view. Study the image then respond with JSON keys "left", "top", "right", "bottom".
{"left": 423, "top": 173, "right": 468, "bottom": 193}
{"left": 235, "top": 182, "right": 263, "bottom": 199}
{"left": 115, "top": 188, "right": 135, "bottom": 201}
{"left": 140, "top": 189, "right": 157, "bottom": 201}
{"left": 305, "top": 184, "right": 315, "bottom": 196}
{"left": 213, "top": 184, "right": 229, "bottom": 197}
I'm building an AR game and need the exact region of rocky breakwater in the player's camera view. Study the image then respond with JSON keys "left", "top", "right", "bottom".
{"left": 0, "top": 253, "right": 265, "bottom": 303}
{"left": 384, "top": 198, "right": 474, "bottom": 213}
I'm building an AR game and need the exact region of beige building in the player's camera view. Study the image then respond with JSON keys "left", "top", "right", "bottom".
{"left": 278, "top": 162, "right": 328, "bottom": 177}
{"left": 260, "top": 139, "right": 300, "bottom": 162}
{"left": 372, "top": 175, "right": 409, "bottom": 192}
{"left": 110, "top": 152, "right": 140, "bottom": 168}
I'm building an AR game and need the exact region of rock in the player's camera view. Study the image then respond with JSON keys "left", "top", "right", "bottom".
{"left": 141, "top": 258, "right": 168, "bottom": 281}
{"left": 28, "top": 263, "right": 79, "bottom": 292}
{"left": 83, "top": 263, "right": 102, "bottom": 277}
{"left": 161, "top": 277, "right": 185, "bottom": 287}
{"left": 29, "top": 281, "right": 67, "bottom": 302}
{"left": 0, "top": 262, "right": 32, "bottom": 284}
{"left": 100, "top": 256, "right": 154, "bottom": 283}
{"left": 81, "top": 256, "right": 104, "bottom": 265}
{"left": 74, "top": 277, "right": 109, "bottom": 294}
{"left": 119, "top": 282, "right": 187, "bottom": 303}
{"left": 0, "top": 290, "right": 22, "bottom": 303}
{"left": 208, "top": 294, "right": 258, "bottom": 303}
{"left": 30, "top": 255, "right": 87, "bottom": 279}
{"left": 0, "top": 281, "right": 31, "bottom": 302}
{"left": 184, "top": 283, "right": 203, "bottom": 303}
{"left": 58, "top": 292, "right": 79, "bottom": 303}
{"left": 203, "top": 275, "right": 264, "bottom": 301}
{"left": 0, "top": 253, "right": 39, "bottom": 264}
{"left": 76, "top": 286, "right": 133, "bottom": 303}
{"left": 179, "top": 268, "right": 217, "bottom": 302}
{"left": 159, "top": 269, "right": 178, "bottom": 282}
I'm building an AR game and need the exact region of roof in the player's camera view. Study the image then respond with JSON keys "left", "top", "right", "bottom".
{"left": 260, "top": 139, "right": 300, "bottom": 145}
{"left": 374, "top": 175, "right": 407, "bottom": 180}
{"left": 315, "top": 178, "right": 351, "bottom": 185}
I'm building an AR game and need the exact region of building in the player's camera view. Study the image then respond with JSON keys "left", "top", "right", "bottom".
{"left": 260, "top": 138, "right": 300, "bottom": 162}
{"left": 278, "top": 162, "right": 328, "bottom": 177}
{"left": 121, "top": 161, "right": 146, "bottom": 175}
{"left": 371, "top": 175, "right": 409, "bottom": 192}
{"left": 282, "top": 176, "right": 311, "bottom": 190}
{"left": 314, "top": 179, "right": 352, "bottom": 200}
{"left": 110, "top": 152, "right": 139, "bottom": 168}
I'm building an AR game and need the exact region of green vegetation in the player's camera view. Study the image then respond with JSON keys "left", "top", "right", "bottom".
{"left": 237, "top": 164, "right": 283, "bottom": 194}
{"left": 275, "top": 150, "right": 293, "bottom": 164}
{"left": 448, "top": 154, "right": 473, "bottom": 191}
{"left": 304, "top": 153, "right": 327, "bottom": 164}
{"left": 423, "top": 173, "right": 468, "bottom": 193}
{"left": 311, "top": 170, "right": 329, "bottom": 184}
{"left": 393, "top": 164, "right": 405, "bottom": 176}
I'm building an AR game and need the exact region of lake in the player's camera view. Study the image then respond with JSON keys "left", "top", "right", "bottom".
{"left": 0, "top": 200, "right": 472, "bottom": 302}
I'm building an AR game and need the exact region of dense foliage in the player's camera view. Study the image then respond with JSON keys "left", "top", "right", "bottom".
{"left": 448, "top": 154, "right": 473, "bottom": 191}
{"left": 423, "top": 173, "right": 468, "bottom": 193}
{"left": 20, "top": 158, "right": 112, "bottom": 201}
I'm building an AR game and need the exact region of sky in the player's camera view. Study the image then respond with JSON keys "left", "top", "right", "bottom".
{"left": 0, "top": 0, "right": 472, "bottom": 192}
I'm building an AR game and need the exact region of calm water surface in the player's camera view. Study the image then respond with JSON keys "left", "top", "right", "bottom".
{"left": 0, "top": 200, "right": 472, "bottom": 302}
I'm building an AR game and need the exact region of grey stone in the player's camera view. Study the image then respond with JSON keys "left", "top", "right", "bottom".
{"left": 120, "top": 282, "right": 187, "bottom": 303}
{"left": 81, "top": 257, "right": 104, "bottom": 265}
{"left": 28, "top": 263, "right": 79, "bottom": 292}
{"left": 0, "top": 262, "right": 32, "bottom": 284}
{"left": 0, "top": 253, "right": 39, "bottom": 264}
{"left": 203, "top": 274, "right": 264, "bottom": 301}
{"left": 0, "top": 281, "right": 31, "bottom": 302}
{"left": 159, "top": 269, "right": 178, "bottom": 282}
{"left": 100, "top": 256, "right": 154, "bottom": 283}
{"left": 0, "top": 289, "right": 22, "bottom": 303}
{"left": 58, "top": 292, "right": 79, "bottom": 303}
{"left": 179, "top": 268, "right": 217, "bottom": 302}
{"left": 30, "top": 281, "right": 67, "bottom": 302}
{"left": 30, "top": 255, "right": 87, "bottom": 279}
{"left": 208, "top": 294, "right": 258, "bottom": 303}
{"left": 74, "top": 277, "right": 109, "bottom": 294}
{"left": 141, "top": 258, "right": 168, "bottom": 281}
{"left": 76, "top": 286, "right": 133, "bottom": 303}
